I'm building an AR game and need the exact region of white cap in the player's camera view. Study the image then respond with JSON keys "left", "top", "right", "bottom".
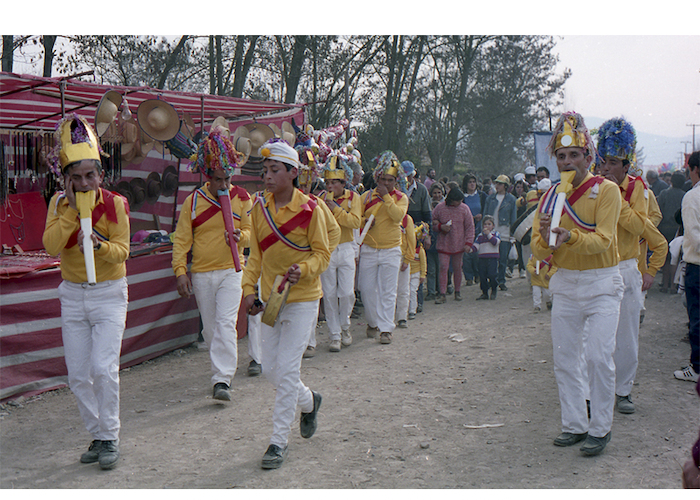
{"left": 537, "top": 178, "right": 552, "bottom": 191}
{"left": 524, "top": 166, "right": 536, "bottom": 175}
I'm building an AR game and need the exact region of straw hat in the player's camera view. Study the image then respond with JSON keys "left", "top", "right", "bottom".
{"left": 244, "top": 123, "right": 275, "bottom": 156}
{"left": 269, "top": 123, "right": 282, "bottom": 138}
{"left": 146, "top": 171, "right": 162, "bottom": 204}
{"left": 138, "top": 99, "right": 180, "bottom": 142}
{"left": 494, "top": 174, "right": 510, "bottom": 186}
{"left": 95, "top": 90, "right": 123, "bottom": 137}
{"left": 161, "top": 165, "right": 179, "bottom": 197}
{"left": 234, "top": 136, "right": 251, "bottom": 168}
{"left": 281, "top": 121, "right": 296, "bottom": 146}
{"left": 210, "top": 116, "right": 231, "bottom": 139}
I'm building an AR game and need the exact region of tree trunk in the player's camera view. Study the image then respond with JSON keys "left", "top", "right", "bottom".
{"left": 215, "top": 35, "right": 223, "bottom": 95}
{"left": 208, "top": 36, "right": 215, "bottom": 94}
{"left": 42, "top": 36, "right": 57, "bottom": 77}
{"left": 157, "top": 35, "right": 189, "bottom": 89}
{"left": 2, "top": 35, "right": 13, "bottom": 72}
{"left": 284, "top": 36, "right": 308, "bottom": 104}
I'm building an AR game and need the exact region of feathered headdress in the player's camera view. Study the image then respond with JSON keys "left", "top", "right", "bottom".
{"left": 320, "top": 151, "right": 354, "bottom": 182}
{"left": 415, "top": 221, "right": 429, "bottom": 241}
{"left": 47, "top": 113, "right": 106, "bottom": 176}
{"left": 188, "top": 130, "right": 241, "bottom": 177}
{"left": 547, "top": 111, "right": 595, "bottom": 157}
{"left": 595, "top": 117, "right": 637, "bottom": 163}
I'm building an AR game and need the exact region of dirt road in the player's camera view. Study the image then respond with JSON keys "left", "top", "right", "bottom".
{"left": 1, "top": 273, "right": 697, "bottom": 489}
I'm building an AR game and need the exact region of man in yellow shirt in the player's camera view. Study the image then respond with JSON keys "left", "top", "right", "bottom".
{"left": 531, "top": 112, "right": 623, "bottom": 457}
{"left": 358, "top": 151, "right": 409, "bottom": 345}
{"left": 241, "top": 139, "right": 331, "bottom": 469}
{"left": 172, "top": 131, "right": 251, "bottom": 402}
{"left": 319, "top": 153, "right": 362, "bottom": 351}
{"left": 596, "top": 118, "right": 648, "bottom": 416}
{"left": 43, "top": 114, "right": 130, "bottom": 470}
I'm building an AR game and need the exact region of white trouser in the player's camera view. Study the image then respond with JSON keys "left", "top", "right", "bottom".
{"left": 408, "top": 272, "right": 420, "bottom": 314}
{"left": 307, "top": 314, "right": 319, "bottom": 348}
{"left": 532, "top": 285, "right": 552, "bottom": 308}
{"left": 395, "top": 264, "right": 411, "bottom": 322}
{"left": 359, "top": 245, "right": 402, "bottom": 333}
{"left": 58, "top": 277, "right": 128, "bottom": 441}
{"left": 613, "top": 258, "right": 643, "bottom": 397}
{"left": 320, "top": 242, "right": 356, "bottom": 339}
{"left": 549, "top": 266, "right": 623, "bottom": 438}
{"left": 261, "top": 300, "right": 319, "bottom": 448}
{"left": 192, "top": 268, "right": 242, "bottom": 386}
{"left": 248, "top": 312, "right": 262, "bottom": 364}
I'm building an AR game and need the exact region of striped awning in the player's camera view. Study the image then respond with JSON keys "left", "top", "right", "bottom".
{"left": 0, "top": 71, "right": 305, "bottom": 132}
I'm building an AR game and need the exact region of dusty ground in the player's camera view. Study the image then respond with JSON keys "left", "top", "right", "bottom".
{"left": 1, "top": 271, "right": 698, "bottom": 489}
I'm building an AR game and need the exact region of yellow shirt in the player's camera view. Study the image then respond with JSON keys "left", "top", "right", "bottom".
{"left": 400, "top": 215, "right": 417, "bottom": 265}
{"left": 321, "top": 189, "right": 362, "bottom": 244}
{"left": 242, "top": 188, "right": 331, "bottom": 303}
{"left": 172, "top": 183, "right": 252, "bottom": 277}
{"left": 617, "top": 175, "right": 649, "bottom": 261}
{"left": 531, "top": 173, "right": 621, "bottom": 271}
{"left": 310, "top": 193, "right": 341, "bottom": 252}
{"left": 517, "top": 189, "right": 540, "bottom": 210}
{"left": 410, "top": 245, "right": 427, "bottom": 278}
{"left": 647, "top": 189, "right": 662, "bottom": 227}
{"left": 526, "top": 256, "right": 557, "bottom": 288}
{"left": 638, "top": 218, "right": 668, "bottom": 277}
{"left": 43, "top": 188, "right": 130, "bottom": 283}
{"left": 361, "top": 188, "right": 409, "bottom": 249}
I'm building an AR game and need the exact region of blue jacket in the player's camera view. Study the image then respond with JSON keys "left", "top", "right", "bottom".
{"left": 483, "top": 192, "right": 517, "bottom": 229}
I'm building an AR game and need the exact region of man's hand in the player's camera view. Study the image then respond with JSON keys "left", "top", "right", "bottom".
{"left": 401, "top": 262, "right": 409, "bottom": 272}
{"left": 64, "top": 177, "right": 78, "bottom": 211}
{"left": 176, "top": 274, "right": 193, "bottom": 298}
{"left": 243, "top": 293, "right": 264, "bottom": 316}
{"left": 76, "top": 229, "right": 99, "bottom": 255}
{"left": 375, "top": 184, "right": 389, "bottom": 197}
{"left": 538, "top": 214, "right": 551, "bottom": 241}
{"left": 641, "top": 273, "right": 655, "bottom": 291}
{"left": 224, "top": 228, "right": 241, "bottom": 245}
{"left": 548, "top": 227, "right": 570, "bottom": 252}
{"left": 287, "top": 264, "right": 301, "bottom": 285}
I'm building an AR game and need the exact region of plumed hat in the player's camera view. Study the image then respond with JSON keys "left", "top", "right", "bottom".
{"left": 372, "top": 150, "right": 404, "bottom": 181}
{"left": 48, "top": 113, "right": 105, "bottom": 175}
{"left": 189, "top": 130, "right": 242, "bottom": 178}
{"left": 321, "top": 152, "right": 354, "bottom": 182}
{"left": 595, "top": 117, "right": 637, "bottom": 163}
{"left": 547, "top": 111, "right": 594, "bottom": 156}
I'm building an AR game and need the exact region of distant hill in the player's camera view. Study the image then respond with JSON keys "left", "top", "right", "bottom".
{"left": 585, "top": 116, "right": 694, "bottom": 168}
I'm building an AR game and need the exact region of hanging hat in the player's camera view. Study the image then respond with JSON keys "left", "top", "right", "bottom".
{"left": 189, "top": 130, "right": 242, "bottom": 178}
{"left": 494, "top": 174, "right": 510, "bottom": 186}
{"left": 47, "top": 113, "right": 105, "bottom": 176}
{"left": 129, "top": 177, "right": 147, "bottom": 210}
{"left": 595, "top": 117, "right": 637, "bottom": 163}
{"left": 161, "top": 165, "right": 179, "bottom": 197}
{"left": 401, "top": 160, "right": 415, "bottom": 176}
{"left": 245, "top": 123, "right": 275, "bottom": 156}
{"left": 94, "top": 90, "right": 123, "bottom": 137}
{"left": 548, "top": 111, "right": 594, "bottom": 155}
{"left": 234, "top": 136, "right": 251, "bottom": 168}
{"left": 281, "top": 121, "right": 296, "bottom": 146}
{"left": 138, "top": 99, "right": 180, "bottom": 142}
{"left": 146, "top": 171, "right": 162, "bottom": 204}
{"left": 372, "top": 150, "right": 404, "bottom": 181}
{"left": 321, "top": 153, "right": 353, "bottom": 182}
{"left": 269, "top": 123, "right": 282, "bottom": 138}
{"left": 139, "top": 129, "right": 155, "bottom": 155}
{"left": 210, "top": 116, "right": 231, "bottom": 139}
{"left": 113, "top": 180, "right": 133, "bottom": 208}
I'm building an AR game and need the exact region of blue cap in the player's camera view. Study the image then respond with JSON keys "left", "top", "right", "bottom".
{"left": 401, "top": 160, "right": 415, "bottom": 175}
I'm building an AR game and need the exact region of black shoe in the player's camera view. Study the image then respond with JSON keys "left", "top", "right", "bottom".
{"left": 300, "top": 391, "right": 322, "bottom": 438}
{"left": 261, "top": 444, "right": 289, "bottom": 469}
{"left": 213, "top": 382, "right": 231, "bottom": 401}
{"left": 98, "top": 440, "right": 119, "bottom": 470}
{"left": 476, "top": 293, "right": 489, "bottom": 300}
{"left": 248, "top": 360, "right": 262, "bottom": 377}
{"left": 498, "top": 283, "right": 508, "bottom": 291}
{"left": 553, "top": 432, "right": 588, "bottom": 447}
{"left": 580, "top": 432, "right": 611, "bottom": 456}
{"left": 80, "top": 440, "right": 103, "bottom": 464}
{"left": 490, "top": 289, "right": 497, "bottom": 300}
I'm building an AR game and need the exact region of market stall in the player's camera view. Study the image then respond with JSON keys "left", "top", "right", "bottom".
{"left": 0, "top": 71, "right": 307, "bottom": 402}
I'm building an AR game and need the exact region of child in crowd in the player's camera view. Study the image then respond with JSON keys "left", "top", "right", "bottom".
{"left": 473, "top": 215, "right": 500, "bottom": 300}
{"left": 395, "top": 214, "right": 417, "bottom": 328}
{"left": 408, "top": 222, "right": 429, "bottom": 319}
{"left": 526, "top": 254, "right": 556, "bottom": 312}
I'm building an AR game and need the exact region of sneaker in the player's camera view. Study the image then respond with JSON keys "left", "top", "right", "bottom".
{"left": 474, "top": 276, "right": 480, "bottom": 284}
{"left": 476, "top": 293, "right": 489, "bottom": 300}
{"left": 499, "top": 283, "right": 508, "bottom": 291}
{"left": 454, "top": 291, "right": 462, "bottom": 301}
{"left": 261, "top": 444, "right": 289, "bottom": 469}
{"left": 435, "top": 294, "right": 446, "bottom": 304}
{"left": 408, "top": 312, "right": 416, "bottom": 320}
{"left": 416, "top": 305, "right": 422, "bottom": 313}
{"left": 302, "top": 346, "right": 316, "bottom": 359}
{"left": 300, "top": 391, "right": 322, "bottom": 438}
{"left": 465, "top": 279, "right": 474, "bottom": 286}
{"left": 213, "top": 382, "right": 231, "bottom": 401}
{"left": 379, "top": 332, "right": 393, "bottom": 344}
{"left": 616, "top": 394, "right": 635, "bottom": 414}
{"left": 505, "top": 269, "right": 513, "bottom": 279}
{"left": 366, "top": 325, "right": 379, "bottom": 338}
{"left": 447, "top": 284, "right": 454, "bottom": 294}
{"left": 546, "top": 301, "right": 552, "bottom": 310}
{"left": 98, "top": 440, "right": 119, "bottom": 470}
{"left": 580, "top": 432, "right": 611, "bottom": 456}
{"left": 639, "top": 312, "right": 645, "bottom": 325}
{"left": 397, "top": 319, "right": 407, "bottom": 328}
{"left": 674, "top": 365, "right": 700, "bottom": 382}
{"left": 425, "top": 293, "right": 436, "bottom": 301}
{"left": 248, "top": 360, "right": 262, "bottom": 377}
{"left": 533, "top": 306, "right": 541, "bottom": 313}
{"left": 553, "top": 432, "right": 588, "bottom": 447}
{"left": 329, "top": 339, "right": 341, "bottom": 352}
{"left": 341, "top": 329, "right": 352, "bottom": 346}
{"left": 317, "top": 314, "right": 327, "bottom": 324}
{"left": 80, "top": 440, "right": 103, "bottom": 464}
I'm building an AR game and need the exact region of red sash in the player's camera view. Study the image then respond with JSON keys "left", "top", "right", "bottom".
{"left": 191, "top": 186, "right": 248, "bottom": 228}
{"left": 259, "top": 199, "right": 318, "bottom": 252}
{"left": 622, "top": 175, "right": 641, "bottom": 203}
{"left": 65, "top": 189, "right": 124, "bottom": 248}
{"left": 568, "top": 176, "right": 605, "bottom": 206}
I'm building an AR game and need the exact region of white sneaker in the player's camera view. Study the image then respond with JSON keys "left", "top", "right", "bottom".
{"left": 329, "top": 340, "right": 341, "bottom": 352}
{"left": 520, "top": 270, "right": 527, "bottom": 279}
{"left": 674, "top": 365, "right": 699, "bottom": 382}
{"left": 341, "top": 329, "right": 352, "bottom": 346}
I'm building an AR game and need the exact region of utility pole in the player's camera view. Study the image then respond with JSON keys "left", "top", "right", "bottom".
{"left": 682, "top": 140, "right": 691, "bottom": 154}
{"left": 688, "top": 123, "right": 699, "bottom": 151}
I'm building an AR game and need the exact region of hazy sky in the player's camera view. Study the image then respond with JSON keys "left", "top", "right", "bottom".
{"left": 554, "top": 35, "right": 700, "bottom": 140}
